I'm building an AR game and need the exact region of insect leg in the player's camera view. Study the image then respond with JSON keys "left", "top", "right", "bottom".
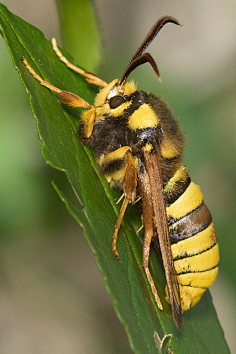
{"left": 51, "top": 38, "right": 107, "bottom": 87}
{"left": 112, "top": 151, "right": 137, "bottom": 259}
{"left": 21, "top": 57, "right": 92, "bottom": 109}
{"left": 138, "top": 171, "right": 163, "bottom": 311}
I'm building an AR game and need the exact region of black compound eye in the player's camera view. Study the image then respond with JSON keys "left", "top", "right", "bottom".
{"left": 109, "top": 95, "right": 125, "bottom": 109}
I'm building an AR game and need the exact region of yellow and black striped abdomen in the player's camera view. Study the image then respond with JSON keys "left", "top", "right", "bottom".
{"left": 165, "top": 166, "right": 220, "bottom": 312}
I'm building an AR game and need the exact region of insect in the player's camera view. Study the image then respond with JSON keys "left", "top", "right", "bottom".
{"left": 21, "top": 15, "right": 220, "bottom": 329}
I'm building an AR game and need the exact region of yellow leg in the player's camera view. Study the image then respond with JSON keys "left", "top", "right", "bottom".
{"left": 112, "top": 197, "right": 129, "bottom": 259}
{"left": 21, "top": 56, "right": 61, "bottom": 93}
{"left": 21, "top": 57, "right": 92, "bottom": 109}
{"left": 51, "top": 38, "right": 107, "bottom": 87}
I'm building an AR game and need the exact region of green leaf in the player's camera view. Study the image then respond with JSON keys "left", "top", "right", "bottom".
{"left": 55, "top": 0, "right": 102, "bottom": 72}
{"left": 0, "top": 3, "right": 230, "bottom": 353}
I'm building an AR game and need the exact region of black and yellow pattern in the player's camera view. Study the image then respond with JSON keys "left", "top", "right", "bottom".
{"left": 165, "top": 167, "right": 219, "bottom": 311}
{"left": 22, "top": 15, "right": 219, "bottom": 329}
{"left": 79, "top": 80, "right": 219, "bottom": 313}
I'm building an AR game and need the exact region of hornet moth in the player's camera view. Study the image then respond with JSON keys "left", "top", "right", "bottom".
{"left": 21, "top": 15, "right": 220, "bottom": 329}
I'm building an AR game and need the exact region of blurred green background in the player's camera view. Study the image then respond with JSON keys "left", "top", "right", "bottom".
{"left": 0, "top": 0, "right": 235, "bottom": 353}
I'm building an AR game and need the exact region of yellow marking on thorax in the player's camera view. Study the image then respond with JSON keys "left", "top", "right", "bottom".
{"left": 171, "top": 223, "right": 217, "bottom": 260}
{"left": 128, "top": 104, "right": 158, "bottom": 130}
{"left": 166, "top": 182, "right": 203, "bottom": 220}
{"left": 98, "top": 146, "right": 132, "bottom": 167}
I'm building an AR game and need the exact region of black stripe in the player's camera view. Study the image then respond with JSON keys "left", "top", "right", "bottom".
{"left": 182, "top": 284, "right": 207, "bottom": 289}
{"left": 173, "top": 240, "right": 217, "bottom": 262}
{"left": 169, "top": 202, "right": 212, "bottom": 245}
{"left": 100, "top": 158, "right": 126, "bottom": 175}
{"left": 177, "top": 263, "right": 219, "bottom": 277}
